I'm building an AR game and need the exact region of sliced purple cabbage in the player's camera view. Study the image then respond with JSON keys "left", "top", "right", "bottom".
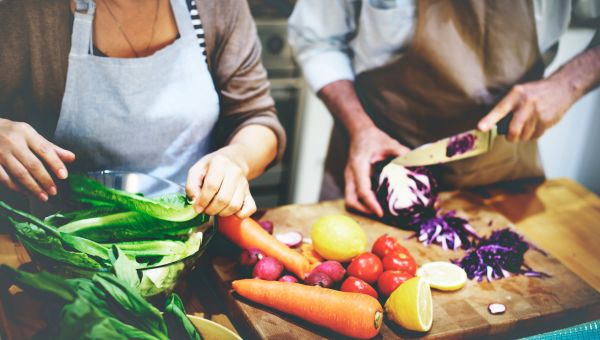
{"left": 454, "top": 228, "right": 549, "bottom": 282}
{"left": 416, "top": 210, "right": 480, "bottom": 250}
{"left": 446, "top": 132, "right": 477, "bottom": 157}
{"left": 372, "top": 161, "right": 437, "bottom": 229}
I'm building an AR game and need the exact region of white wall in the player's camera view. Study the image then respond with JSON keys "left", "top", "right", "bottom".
{"left": 292, "top": 28, "right": 600, "bottom": 204}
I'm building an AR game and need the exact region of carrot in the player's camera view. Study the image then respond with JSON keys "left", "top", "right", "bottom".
{"left": 232, "top": 279, "right": 383, "bottom": 339}
{"left": 218, "top": 216, "right": 310, "bottom": 279}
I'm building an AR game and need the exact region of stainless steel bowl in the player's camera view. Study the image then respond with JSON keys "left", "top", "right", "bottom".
{"left": 24, "top": 170, "right": 216, "bottom": 297}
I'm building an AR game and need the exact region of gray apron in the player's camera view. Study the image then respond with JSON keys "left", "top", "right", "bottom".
{"left": 322, "top": 0, "right": 545, "bottom": 199}
{"left": 55, "top": 0, "right": 219, "bottom": 186}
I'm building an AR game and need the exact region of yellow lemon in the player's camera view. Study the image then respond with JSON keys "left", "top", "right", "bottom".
{"left": 416, "top": 261, "right": 467, "bottom": 291}
{"left": 311, "top": 215, "right": 366, "bottom": 262}
{"left": 385, "top": 277, "right": 433, "bottom": 332}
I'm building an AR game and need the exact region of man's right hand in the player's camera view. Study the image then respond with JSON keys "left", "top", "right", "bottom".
{"left": 0, "top": 118, "right": 75, "bottom": 201}
{"left": 345, "top": 125, "right": 410, "bottom": 217}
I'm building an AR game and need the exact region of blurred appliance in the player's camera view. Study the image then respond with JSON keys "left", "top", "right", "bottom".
{"left": 249, "top": 18, "right": 304, "bottom": 208}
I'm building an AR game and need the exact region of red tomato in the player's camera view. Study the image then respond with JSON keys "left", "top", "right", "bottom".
{"left": 346, "top": 252, "right": 383, "bottom": 284}
{"left": 372, "top": 234, "right": 411, "bottom": 259}
{"left": 377, "top": 270, "right": 413, "bottom": 296}
{"left": 340, "top": 276, "right": 379, "bottom": 299}
{"left": 382, "top": 252, "right": 417, "bottom": 275}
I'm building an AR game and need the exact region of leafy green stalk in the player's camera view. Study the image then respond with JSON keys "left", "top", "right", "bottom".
{"left": 164, "top": 294, "right": 202, "bottom": 340}
{"left": 69, "top": 175, "right": 198, "bottom": 222}
{"left": 0, "top": 265, "right": 78, "bottom": 303}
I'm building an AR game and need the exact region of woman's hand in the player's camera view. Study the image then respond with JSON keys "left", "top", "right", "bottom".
{"left": 186, "top": 145, "right": 257, "bottom": 219}
{"left": 345, "top": 126, "right": 410, "bottom": 217}
{"left": 478, "top": 77, "right": 577, "bottom": 142}
{"left": 0, "top": 118, "right": 75, "bottom": 201}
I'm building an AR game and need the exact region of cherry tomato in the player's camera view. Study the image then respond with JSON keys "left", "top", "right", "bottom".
{"left": 377, "top": 270, "right": 413, "bottom": 296}
{"left": 382, "top": 252, "right": 417, "bottom": 275}
{"left": 372, "top": 234, "right": 411, "bottom": 259}
{"left": 340, "top": 276, "right": 379, "bottom": 299}
{"left": 346, "top": 252, "right": 383, "bottom": 284}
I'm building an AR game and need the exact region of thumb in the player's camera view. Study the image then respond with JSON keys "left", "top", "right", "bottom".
{"left": 372, "top": 142, "right": 410, "bottom": 163}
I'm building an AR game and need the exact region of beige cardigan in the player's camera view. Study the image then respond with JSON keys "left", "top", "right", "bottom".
{"left": 0, "top": 0, "right": 286, "bottom": 159}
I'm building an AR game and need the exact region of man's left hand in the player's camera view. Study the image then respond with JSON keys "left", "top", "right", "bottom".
{"left": 477, "top": 77, "right": 577, "bottom": 141}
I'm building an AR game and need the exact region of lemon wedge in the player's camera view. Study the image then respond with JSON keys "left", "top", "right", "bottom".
{"left": 385, "top": 277, "right": 433, "bottom": 332}
{"left": 416, "top": 261, "right": 467, "bottom": 291}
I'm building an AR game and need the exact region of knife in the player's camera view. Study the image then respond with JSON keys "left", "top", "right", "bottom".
{"left": 392, "top": 113, "right": 512, "bottom": 167}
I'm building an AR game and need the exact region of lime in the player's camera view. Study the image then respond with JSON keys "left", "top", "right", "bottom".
{"left": 311, "top": 215, "right": 366, "bottom": 262}
{"left": 385, "top": 277, "right": 433, "bottom": 332}
{"left": 416, "top": 261, "right": 467, "bottom": 291}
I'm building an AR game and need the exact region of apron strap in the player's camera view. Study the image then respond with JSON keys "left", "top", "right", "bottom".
{"left": 70, "top": 0, "right": 96, "bottom": 57}
{"left": 170, "top": 0, "right": 196, "bottom": 39}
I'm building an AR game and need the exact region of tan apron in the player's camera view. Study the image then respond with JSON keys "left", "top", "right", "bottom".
{"left": 321, "top": 0, "right": 545, "bottom": 199}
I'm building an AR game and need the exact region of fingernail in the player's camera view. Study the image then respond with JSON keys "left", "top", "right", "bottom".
{"left": 58, "top": 168, "right": 68, "bottom": 179}
{"left": 195, "top": 206, "right": 204, "bottom": 214}
{"left": 478, "top": 122, "right": 488, "bottom": 130}
{"left": 39, "top": 192, "right": 48, "bottom": 202}
{"left": 48, "top": 186, "right": 57, "bottom": 196}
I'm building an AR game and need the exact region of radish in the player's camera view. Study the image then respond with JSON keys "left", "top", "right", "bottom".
{"left": 275, "top": 231, "right": 303, "bottom": 248}
{"left": 313, "top": 261, "right": 346, "bottom": 283}
{"left": 253, "top": 256, "right": 284, "bottom": 281}
{"left": 258, "top": 220, "right": 274, "bottom": 234}
{"left": 305, "top": 271, "right": 333, "bottom": 288}
{"left": 279, "top": 275, "right": 299, "bottom": 283}
{"left": 239, "top": 248, "right": 265, "bottom": 268}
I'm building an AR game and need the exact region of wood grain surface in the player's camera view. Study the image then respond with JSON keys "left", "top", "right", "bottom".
{"left": 210, "top": 179, "right": 600, "bottom": 339}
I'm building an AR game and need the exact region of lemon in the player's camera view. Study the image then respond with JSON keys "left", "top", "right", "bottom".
{"left": 385, "top": 277, "right": 433, "bottom": 332}
{"left": 416, "top": 261, "right": 467, "bottom": 291}
{"left": 310, "top": 215, "right": 366, "bottom": 262}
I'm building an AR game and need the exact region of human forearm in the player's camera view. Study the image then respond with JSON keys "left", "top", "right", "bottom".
{"left": 317, "top": 80, "right": 376, "bottom": 136}
{"left": 548, "top": 44, "right": 600, "bottom": 102}
{"left": 225, "top": 124, "right": 278, "bottom": 180}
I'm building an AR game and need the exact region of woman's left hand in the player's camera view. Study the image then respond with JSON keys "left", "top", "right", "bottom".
{"left": 477, "top": 77, "right": 577, "bottom": 142}
{"left": 186, "top": 145, "right": 256, "bottom": 218}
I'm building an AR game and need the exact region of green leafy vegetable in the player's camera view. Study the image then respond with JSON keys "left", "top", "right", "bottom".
{"left": 164, "top": 294, "right": 202, "bottom": 340}
{"left": 68, "top": 174, "right": 198, "bottom": 222}
{"left": 1, "top": 265, "right": 203, "bottom": 340}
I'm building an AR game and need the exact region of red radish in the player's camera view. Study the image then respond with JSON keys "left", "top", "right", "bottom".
{"left": 219, "top": 217, "right": 310, "bottom": 279}
{"left": 258, "top": 220, "right": 274, "bottom": 234}
{"left": 275, "top": 231, "right": 303, "bottom": 248}
{"left": 232, "top": 279, "right": 383, "bottom": 339}
{"left": 253, "top": 256, "right": 284, "bottom": 281}
{"left": 347, "top": 253, "right": 383, "bottom": 284}
{"left": 305, "top": 271, "right": 333, "bottom": 288}
{"left": 312, "top": 261, "right": 346, "bottom": 283}
{"left": 239, "top": 248, "right": 264, "bottom": 267}
{"left": 340, "top": 276, "right": 378, "bottom": 299}
{"left": 279, "top": 275, "right": 299, "bottom": 283}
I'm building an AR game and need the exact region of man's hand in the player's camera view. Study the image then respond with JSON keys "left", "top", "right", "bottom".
{"left": 478, "top": 77, "right": 578, "bottom": 142}
{"left": 0, "top": 118, "right": 75, "bottom": 201}
{"left": 345, "top": 126, "right": 410, "bottom": 217}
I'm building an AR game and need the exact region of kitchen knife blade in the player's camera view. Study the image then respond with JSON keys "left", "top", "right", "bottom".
{"left": 391, "top": 113, "right": 512, "bottom": 167}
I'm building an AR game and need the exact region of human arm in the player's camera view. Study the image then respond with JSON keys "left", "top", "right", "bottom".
{"left": 289, "top": 0, "right": 409, "bottom": 216}
{"left": 185, "top": 0, "right": 285, "bottom": 218}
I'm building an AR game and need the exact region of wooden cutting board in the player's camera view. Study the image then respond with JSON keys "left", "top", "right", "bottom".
{"left": 210, "top": 179, "right": 600, "bottom": 339}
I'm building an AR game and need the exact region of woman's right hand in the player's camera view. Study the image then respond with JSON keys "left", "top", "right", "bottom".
{"left": 0, "top": 118, "right": 75, "bottom": 201}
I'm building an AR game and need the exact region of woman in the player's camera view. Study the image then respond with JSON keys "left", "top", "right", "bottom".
{"left": 0, "top": 0, "right": 285, "bottom": 218}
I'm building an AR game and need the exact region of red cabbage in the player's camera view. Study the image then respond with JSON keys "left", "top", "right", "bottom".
{"left": 454, "top": 228, "right": 548, "bottom": 281}
{"left": 372, "top": 161, "right": 437, "bottom": 229}
{"left": 416, "top": 210, "right": 480, "bottom": 250}
{"left": 446, "top": 132, "right": 477, "bottom": 157}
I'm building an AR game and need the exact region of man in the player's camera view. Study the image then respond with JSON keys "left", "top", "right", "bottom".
{"left": 288, "top": 0, "right": 600, "bottom": 217}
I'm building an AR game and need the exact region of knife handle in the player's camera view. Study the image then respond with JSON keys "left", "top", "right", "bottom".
{"left": 496, "top": 112, "right": 513, "bottom": 135}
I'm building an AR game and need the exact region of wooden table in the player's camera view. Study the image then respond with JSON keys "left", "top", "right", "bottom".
{"left": 1, "top": 178, "right": 600, "bottom": 339}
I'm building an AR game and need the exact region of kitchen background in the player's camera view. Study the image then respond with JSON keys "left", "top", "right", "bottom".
{"left": 247, "top": 1, "right": 600, "bottom": 208}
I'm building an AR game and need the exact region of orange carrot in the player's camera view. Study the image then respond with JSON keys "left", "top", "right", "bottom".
{"left": 219, "top": 216, "right": 310, "bottom": 279}
{"left": 232, "top": 279, "right": 383, "bottom": 339}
